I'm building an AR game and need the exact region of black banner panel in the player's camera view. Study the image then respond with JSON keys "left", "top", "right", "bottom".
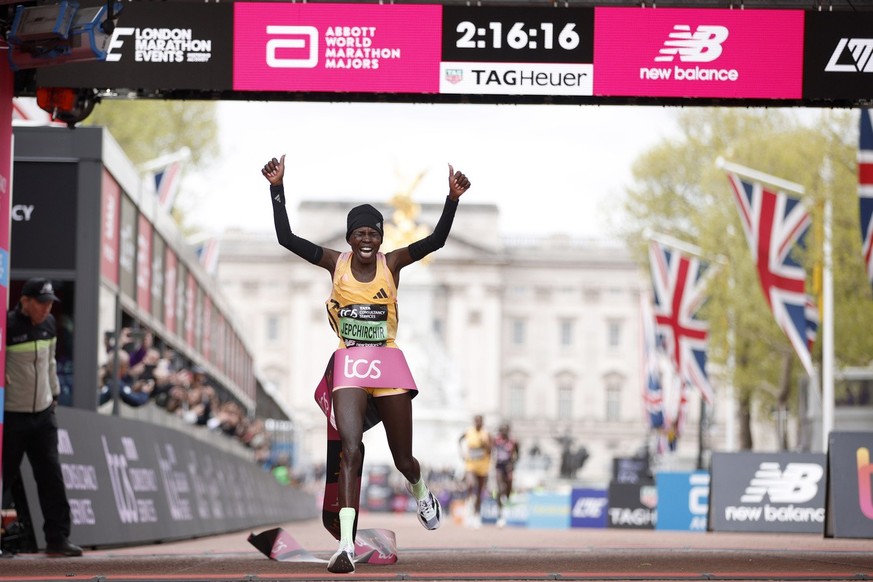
{"left": 20, "top": 407, "right": 317, "bottom": 548}
{"left": 826, "top": 431, "right": 873, "bottom": 539}
{"left": 27, "top": 5, "right": 873, "bottom": 107}
{"left": 709, "top": 451, "right": 826, "bottom": 534}
{"left": 441, "top": 7, "right": 593, "bottom": 64}
{"left": 606, "top": 481, "right": 657, "bottom": 529}
{"left": 36, "top": 4, "right": 234, "bottom": 91}
{"left": 11, "top": 162, "right": 77, "bottom": 271}
{"left": 439, "top": 6, "right": 593, "bottom": 97}
{"left": 803, "top": 12, "right": 873, "bottom": 101}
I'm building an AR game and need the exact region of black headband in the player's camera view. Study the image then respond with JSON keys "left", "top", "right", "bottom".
{"left": 346, "top": 204, "right": 384, "bottom": 241}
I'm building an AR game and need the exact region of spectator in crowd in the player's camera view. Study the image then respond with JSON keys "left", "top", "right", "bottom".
{"left": 98, "top": 349, "right": 153, "bottom": 407}
{"left": 126, "top": 329, "right": 153, "bottom": 368}
{"left": 162, "top": 384, "right": 188, "bottom": 415}
{"left": 2, "top": 278, "right": 83, "bottom": 556}
{"left": 180, "top": 383, "right": 209, "bottom": 425}
{"left": 216, "top": 400, "right": 243, "bottom": 437}
{"left": 129, "top": 346, "right": 160, "bottom": 383}
{"left": 97, "top": 327, "right": 288, "bottom": 475}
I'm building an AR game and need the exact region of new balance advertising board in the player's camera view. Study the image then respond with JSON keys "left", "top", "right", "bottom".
{"left": 36, "top": 3, "right": 233, "bottom": 90}
{"left": 592, "top": 7, "right": 804, "bottom": 99}
{"left": 803, "top": 12, "right": 873, "bottom": 101}
{"left": 709, "top": 451, "right": 826, "bottom": 534}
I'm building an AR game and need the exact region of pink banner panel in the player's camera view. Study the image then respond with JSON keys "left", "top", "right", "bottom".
{"left": 593, "top": 7, "right": 804, "bottom": 99}
{"left": 233, "top": 3, "right": 441, "bottom": 93}
{"left": 136, "top": 214, "right": 152, "bottom": 312}
{"left": 0, "top": 59, "right": 12, "bottom": 399}
{"left": 100, "top": 170, "right": 121, "bottom": 285}
{"left": 202, "top": 295, "right": 212, "bottom": 362}
{"left": 186, "top": 273, "right": 196, "bottom": 347}
{"left": 164, "top": 249, "right": 177, "bottom": 333}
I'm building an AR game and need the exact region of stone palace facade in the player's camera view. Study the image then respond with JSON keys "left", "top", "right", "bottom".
{"left": 215, "top": 199, "right": 717, "bottom": 487}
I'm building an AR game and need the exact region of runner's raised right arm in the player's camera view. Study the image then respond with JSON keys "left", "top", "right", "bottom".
{"left": 262, "top": 154, "right": 337, "bottom": 270}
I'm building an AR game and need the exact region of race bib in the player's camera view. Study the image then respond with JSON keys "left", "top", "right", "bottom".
{"left": 468, "top": 447, "right": 487, "bottom": 461}
{"left": 338, "top": 304, "right": 388, "bottom": 346}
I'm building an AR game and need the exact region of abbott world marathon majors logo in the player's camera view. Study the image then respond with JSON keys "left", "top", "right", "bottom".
{"left": 642, "top": 24, "right": 738, "bottom": 82}
{"left": 726, "top": 462, "right": 825, "bottom": 524}
{"left": 267, "top": 25, "right": 401, "bottom": 70}
{"left": 105, "top": 27, "right": 214, "bottom": 63}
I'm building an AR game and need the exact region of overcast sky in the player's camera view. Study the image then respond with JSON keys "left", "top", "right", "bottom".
{"left": 183, "top": 101, "right": 680, "bottom": 241}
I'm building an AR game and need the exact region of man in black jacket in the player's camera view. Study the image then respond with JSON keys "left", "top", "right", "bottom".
{"left": 2, "top": 278, "right": 82, "bottom": 557}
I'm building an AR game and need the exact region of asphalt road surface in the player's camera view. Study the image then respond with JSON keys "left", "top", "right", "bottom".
{"left": 2, "top": 511, "right": 872, "bottom": 581}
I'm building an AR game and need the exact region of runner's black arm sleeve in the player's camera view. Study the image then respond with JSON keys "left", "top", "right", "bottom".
{"left": 408, "top": 196, "right": 459, "bottom": 262}
{"left": 271, "top": 184, "right": 324, "bottom": 265}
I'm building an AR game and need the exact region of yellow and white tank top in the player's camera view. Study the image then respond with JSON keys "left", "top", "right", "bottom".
{"left": 463, "top": 428, "right": 491, "bottom": 462}
{"left": 326, "top": 252, "right": 398, "bottom": 348}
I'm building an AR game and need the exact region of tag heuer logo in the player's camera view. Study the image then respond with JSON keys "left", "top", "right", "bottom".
{"left": 444, "top": 69, "right": 463, "bottom": 84}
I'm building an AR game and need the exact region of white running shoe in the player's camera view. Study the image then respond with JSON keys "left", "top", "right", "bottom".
{"left": 327, "top": 542, "right": 355, "bottom": 574}
{"left": 406, "top": 484, "right": 442, "bottom": 530}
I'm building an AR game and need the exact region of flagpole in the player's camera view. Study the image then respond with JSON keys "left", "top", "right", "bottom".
{"left": 716, "top": 157, "right": 805, "bottom": 195}
{"left": 139, "top": 147, "right": 192, "bottom": 173}
{"left": 645, "top": 230, "right": 705, "bottom": 258}
{"left": 726, "top": 268, "right": 736, "bottom": 452}
{"left": 821, "top": 158, "right": 834, "bottom": 452}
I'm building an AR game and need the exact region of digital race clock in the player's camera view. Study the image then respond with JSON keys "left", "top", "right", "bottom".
{"left": 441, "top": 6, "right": 594, "bottom": 64}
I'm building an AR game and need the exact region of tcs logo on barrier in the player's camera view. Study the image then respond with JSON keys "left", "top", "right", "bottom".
{"left": 857, "top": 447, "right": 873, "bottom": 519}
{"left": 342, "top": 354, "right": 382, "bottom": 381}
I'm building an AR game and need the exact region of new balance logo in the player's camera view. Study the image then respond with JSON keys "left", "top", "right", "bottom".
{"left": 825, "top": 38, "right": 873, "bottom": 73}
{"left": 655, "top": 25, "right": 729, "bottom": 63}
{"left": 740, "top": 462, "right": 823, "bottom": 504}
{"left": 373, "top": 289, "right": 388, "bottom": 300}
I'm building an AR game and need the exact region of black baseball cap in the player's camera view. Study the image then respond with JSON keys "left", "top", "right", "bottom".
{"left": 22, "top": 278, "right": 60, "bottom": 302}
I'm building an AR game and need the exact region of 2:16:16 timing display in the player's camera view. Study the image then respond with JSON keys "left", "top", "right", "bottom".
{"left": 456, "top": 21, "right": 580, "bottom": 51}
{"left": 440, "top": 6, "right": 594, "bottom": 64}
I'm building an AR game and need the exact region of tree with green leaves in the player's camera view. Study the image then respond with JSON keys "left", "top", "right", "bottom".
{"left": 622, "top": 107, "right": 873, "bottom": 450}
{"left": 83, "top": 100, "right": 220, "bottom": 230}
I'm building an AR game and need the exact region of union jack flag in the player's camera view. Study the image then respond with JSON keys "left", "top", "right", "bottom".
{"left": 641, "top": 291, "right": 687, "bottom": 453}
{"left": 648, "top": 239, "right": 715, "bottom": 404}
{"left": 858, "top": 109, "right": 873, "bottom": 293}
{"left": 154, "top": 161, "right": 183, "bottom": 212}
{"left": 195, "top": 237, "right": 220, "bottom": 276}
{"left": 640, "top": 293, "right": 665, "bottom": 430}
{"left": 724, "top": 165, "right": 818, "bottom": 376}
